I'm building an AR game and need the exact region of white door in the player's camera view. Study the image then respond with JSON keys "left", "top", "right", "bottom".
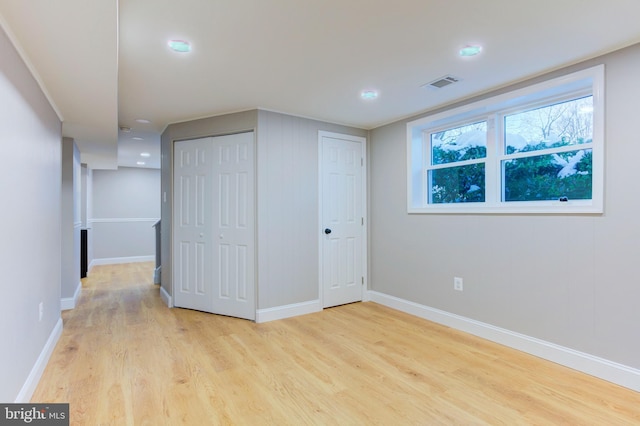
{"left": 173, "top": 137, "right": 214, "bottom": 313}
{"left": 320, "top": 131, "right": 366, "bottom": 308}
{"left": 212, "top": 132, "right": 255, "bottom": 319}
{"left": 173, "top": 132, "right": 255, "bottom": 320}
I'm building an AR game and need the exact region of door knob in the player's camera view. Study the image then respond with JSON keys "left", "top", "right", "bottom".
{"left": 324, "top": 228, "right": 332, "bottom": 235}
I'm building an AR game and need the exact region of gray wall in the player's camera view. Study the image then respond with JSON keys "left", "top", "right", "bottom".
{"left": 61, "top": 138, "right": 81, "bottom": 305}
{"left": 369, "top": 43, "right": 640, "bottom": 369}
{"left": 256, "top": 110, "right": 367, "bottom": 308}
{"left": 91, "top": 166, "right": 160, "bottom": 262}
{"left": 160, "top": 109, "right": 366, "bottom": 309}
{"left": 0, "top": 24, "right": 62, "bottom": 401}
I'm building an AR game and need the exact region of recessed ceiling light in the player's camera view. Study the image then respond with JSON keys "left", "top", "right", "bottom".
{"left": 459, "top": 45, "right": 482, "bottom": 57}
{"left": 135, "top": 118, "right": 151, "bottom": 124}
{"left": 132, "top": 137, "right": 144, "bottom": 140}
{"left": 119, "top": 126, "right": 131, "bottom": 132}
{"left": 168, "top": 40, "right": 191, "bottom": 53}
{"left": 137, "top": 161, "right": 146, "bottom": 166}
{"left": 360, "top": 90, "right": 379, "bottom": 100}
{"left": 140, "top": 152, "right": 151, "bottom": 158}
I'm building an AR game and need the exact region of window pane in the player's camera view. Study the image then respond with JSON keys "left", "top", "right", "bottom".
{"left": 503, "top": 149, "right": 592, "bottom": 201}
{"left": 430, "top": 164, "right": 485, "bottom": 203}
{"left": 505, "top": 96, "right": 593, "bottom": 154}
{"left": 431, "top": 121, "right": 487, "bottom": 165}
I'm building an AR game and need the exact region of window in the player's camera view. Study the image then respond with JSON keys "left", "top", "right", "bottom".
{"left": 502, "top": 96, "right": 593, "bottom": 202}
{"left": 429, "top": 121, "right": 487, "bottom": 204}
{"left": 407, "top": 65, "right": 604, "bottom": 214}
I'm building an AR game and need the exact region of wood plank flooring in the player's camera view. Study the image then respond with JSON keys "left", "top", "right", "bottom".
{"left": 32, "top": 262, "right": 640, "bottom": 425}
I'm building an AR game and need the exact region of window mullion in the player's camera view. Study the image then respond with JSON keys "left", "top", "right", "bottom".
{"left": 485, "top": 115, "right": 498, "bottom": 204}
{"left": 500, "top": 143, "right": 593, "bottom": 161}
{"left": 496, "top": 113, "right": 506, "bottom": 203}
{"left": 422, "top": 133, "right": 430, "bottom": 205}
{"left": 428, "top": 158, "right": 485, "bottom": 170}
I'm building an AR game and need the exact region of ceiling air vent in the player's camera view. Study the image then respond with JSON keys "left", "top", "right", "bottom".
{"left": 422, "top": 75, "right": 461, "bottom": 90}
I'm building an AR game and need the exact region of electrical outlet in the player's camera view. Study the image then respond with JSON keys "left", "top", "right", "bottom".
{"left": 454, "top": 277, "right": 463, "bottom": 291}
{"left": 39, "top": 302, "right": 44, "bottom": 322}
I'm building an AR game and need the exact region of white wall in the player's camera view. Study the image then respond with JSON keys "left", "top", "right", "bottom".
{"left": 61, "top": 138, "right": 81, "bottom": 309}
{"left": 90, "top": 166, "right": 160, "bottom": 265}
{"left": 368, "top": 43, "right": 640, "bottom": 380}
{"left": 0, "top": 24, "right": 62, "bottom": 401}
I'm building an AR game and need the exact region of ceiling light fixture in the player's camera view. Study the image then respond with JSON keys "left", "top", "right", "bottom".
{"left": 360, "top": 90, "right": 379, "bottom": 100}
{"left": 132, "top": 137, "right": 144, "bottom": 140}
{"left": 459, "top": 45, "right": 482, "bottom": 57}
{"left": 119, "top": 126, "right": 131, "bottom": 132}
{"left": 135, "top": 118, "right": 151, "bottom": 124}
{"left": 140, "top": 152, "right": 151, "bottom": 158}
{"left": 168, "top": 40, "right": 191, "bottom": 53}
{"left": 137, "top": 161, "right": 146, "bottom": 166}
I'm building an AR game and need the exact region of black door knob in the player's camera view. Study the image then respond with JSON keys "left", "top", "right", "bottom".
{"left": 324, "top": 228, "right": 332, "bottom": 235}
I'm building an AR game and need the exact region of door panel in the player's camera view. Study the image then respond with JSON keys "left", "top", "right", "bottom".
{"left": 212, "top": 132, "right": 255, "bottom": 319}
{"left": 321, "top": 133, "right": 365, "bottom": 308}
{"left": 173, "top": 138, "right": 214, "bottom": 312}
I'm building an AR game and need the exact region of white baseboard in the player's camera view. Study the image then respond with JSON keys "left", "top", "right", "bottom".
{"left": 367, "top": 290, "right": 640, "bottom": 392}
{"left": 256, "top": 299, "right": 322, "bottom": 323}
{"left": 61, "top": 281, "right": 82, "bottom": 310}
{"left": 160, "top": 286, "right": 172, "bottom": 308}
{"left": 90, "top": 255, "right": 154, "bottom": 268}
{"left": 15, "top": 318, "right": 63, "bottom": 403}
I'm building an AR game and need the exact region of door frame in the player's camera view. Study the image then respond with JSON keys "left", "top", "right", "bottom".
{"left": 171, "top": 131, "right": 258, "bottom": 319}
{"left": 318, "top": 131, "right": 368, "bottom": 307}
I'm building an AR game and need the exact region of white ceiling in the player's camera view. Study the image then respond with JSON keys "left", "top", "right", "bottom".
{"left": 2, "top": 0, "right": 640, "bottom": 170}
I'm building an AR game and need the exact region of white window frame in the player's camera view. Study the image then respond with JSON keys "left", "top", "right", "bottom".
{"left": 407, "top": 65, "right": 604, "bottom": 214}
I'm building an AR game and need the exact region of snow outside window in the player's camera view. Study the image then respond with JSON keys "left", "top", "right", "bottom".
{"left": 407, "top": 65, "right": 604, "bottom": 214}
{"left": 428, "top": 121, "right": 487, "bottom": 204}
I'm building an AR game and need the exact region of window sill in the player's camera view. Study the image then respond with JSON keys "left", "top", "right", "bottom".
{"left": 408, "top": 200, "right": 602, "bottom": 215}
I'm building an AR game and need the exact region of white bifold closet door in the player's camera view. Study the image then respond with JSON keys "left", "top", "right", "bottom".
{"left": 173, "top": 131, "right": 255, "bottom": 320}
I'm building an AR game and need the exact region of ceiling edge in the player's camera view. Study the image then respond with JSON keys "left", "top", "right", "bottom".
{"left": 0, "top": 11, "right": 64, "bottom": 122}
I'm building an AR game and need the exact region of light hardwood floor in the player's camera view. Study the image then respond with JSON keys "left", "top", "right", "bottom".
{"left": 33, "top": 263, "right": 640, "bottom": 425}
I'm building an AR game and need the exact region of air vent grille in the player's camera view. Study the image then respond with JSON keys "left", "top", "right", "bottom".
{"left": 423, "top": 75, "right": 461, "bottom": 90}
